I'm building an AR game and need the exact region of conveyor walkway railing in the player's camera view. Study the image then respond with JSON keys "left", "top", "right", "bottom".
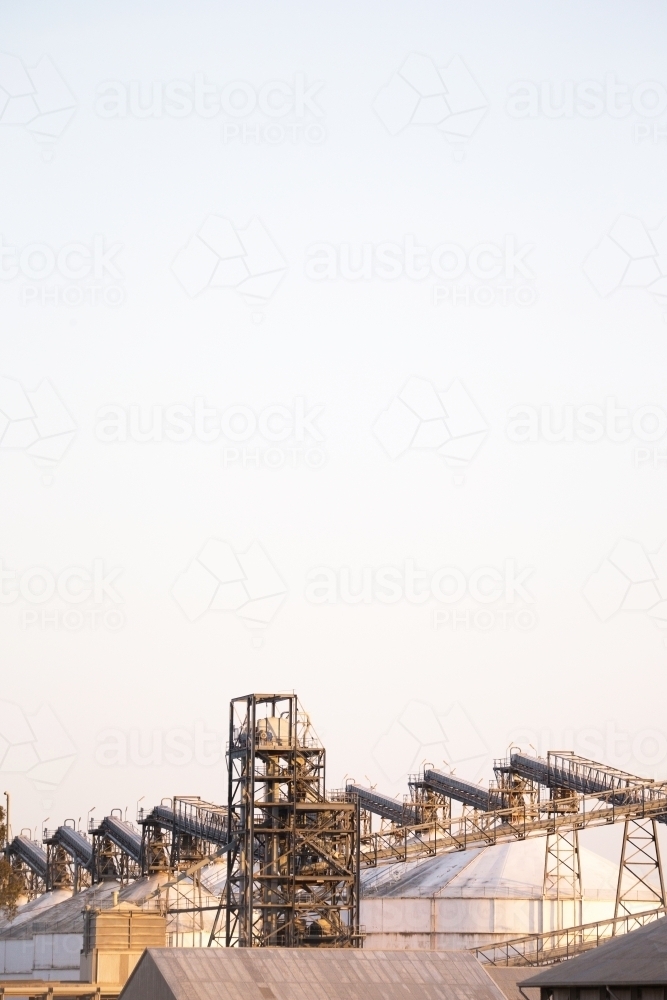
{"left": 346, "top": 784, "right": 418, "bottom": 826}
{"left": 95, "top": 815, "right": 142, "bottom": 863}
{"left": 142, "top": 798, "right": 228, "bottom": 846}
{"left": 359, "top": 779, "right": 667, "bottom": 866}
{"left": 500, "top": 751, "right": 662, "bottom": 807}
{"left": 473, "top": 903, "right": 667, "bottom": 966}
{"left": 419, "top": 769, "right": 501, "bottom": 812}
{"left": 45, "top": 826, "right": 93, "bottom": 870}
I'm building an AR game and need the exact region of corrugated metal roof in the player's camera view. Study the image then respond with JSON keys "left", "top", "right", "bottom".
{"left": 0, "top": 889, "right": 71, "bottom": 935}
{"left": 361, "top": 838, "right": 657, "bottom": 901}
{"left": 0, "top": 882, "right": 121, "bottom": 939}
{"left": 0, "top": 876, "right": 172, "bottom": 940}
{"left": 120, "top": 948, "right": 508, "bottom": 1000}
{"left": 485, "top": 967, "right": 541, "bottom": 1000}
{"left": 525, "top": 914, "right": 667, "bottom": 986}
{"left": 0, "top": 872, "right": 226, "bottom": 941}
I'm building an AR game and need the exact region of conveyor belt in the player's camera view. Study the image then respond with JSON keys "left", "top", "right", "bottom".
{"left": 6, "top": 836, "right": 48, "bottom": 879}
{"left": 505, "top": 751, "right": 647, "bottom": 795}
{"left": 143, "top": 799, "right": 228, "bottom": 846}
{"left": 48, "top": 826, "right": 93, "bottom": 869}
{"left": 421, "top": 768, "right": 499, "bottom": 812}
{"left": 346, "top": 784, "right": 417, "bottom": 825}
{"left": 96, "top": 815, "right": 142, "bottom": 862}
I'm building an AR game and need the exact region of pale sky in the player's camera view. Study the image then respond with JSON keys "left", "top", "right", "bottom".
{"left": 0, "top": 1, "right": 666, "bottom": 864}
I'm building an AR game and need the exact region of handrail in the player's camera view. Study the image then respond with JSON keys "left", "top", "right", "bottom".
{"left": 472, "top": 904, "right": 667, "bottom": 966}
{"left": 359, "top": 780, "right": 667, "bottom": 867}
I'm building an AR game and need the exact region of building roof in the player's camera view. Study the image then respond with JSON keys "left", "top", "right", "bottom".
{"left": 120, "top": 947, "right": 508, "bottom": 1000}
{"left": 484, "top": 968, "right": 541, "bottom": 1000}
{"left": 361, "top": 837, "right": 652, "bottom": 901}
{"left": 0, "top": 888, "right": 71, "bottom": 935}
{"left": 525, "top": 914, "right": 667, "bottom": 987}
{"left": 0, "top": 868, "right": 230, "bottom": 942}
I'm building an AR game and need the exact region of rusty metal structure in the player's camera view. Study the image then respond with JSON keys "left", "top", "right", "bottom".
{"left": 5, "top": 701, "right": 667, "bottom": 965}
{"left": 348, "top": 751, "right": 667, "bottom": 901}
{"left": 348, "top": 748, "right": 667, "bottom": 964}
{"left": 43, "top": 823, "right": 94, "bottom": 892}
{"left": 5, "top": 834, "right": 48, "bottom": 899}
{"left": 212, "top": 693, "right": 360, "bottom": 948}
{"left": 90, "top": 812, "right": 142, "bottom": 885}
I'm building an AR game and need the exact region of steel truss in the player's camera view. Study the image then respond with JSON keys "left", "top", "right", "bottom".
{"left": 5, "top": 836, "right": 47, "bottom": 899}
{"left": 409, "top": 781, "right": 451, "bottom": 827}
{"left": 139, "top": 811, "right": 171, "bottom": 876}
{"left": 91, "top": 833, "right": 141, "bottom": 885}
{"left": 9, "top": 855, "right": 45, "bottom": 899}
{"left": 213, "top": 693, "right": 360, "bottom": 948}
{"left": 614, "top": 816, "right": 666, "bottom": 921}
{"left": 473, "top": 905, "right": 667, "bottom": 967}
{"left": 360, "top": 769, "right": 667, "bottom": 868}
{"left": 542, "top": 828, "right": 582, "bottom": 930}
{"left": 44, "top": 832, "right": 91, "bottom": 892}
{"left": 139, "top": 798, "right": 227, "bottom": 876}
{"left": 90, "top": 813, "right": 142, "bottom": 885}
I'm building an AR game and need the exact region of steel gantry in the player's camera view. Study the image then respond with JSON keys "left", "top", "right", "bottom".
{"left": 43, "top": 823, "right": 94, "bottom": 892}
{"left": 215, "top": 693, "right": 360, "bottom": 948}
{"left": 90, "top": 812, "right": 142, "bottom": 884}
{"left": 7, "top": 703, "right": 667, "bottom": 964}
{"left": 348, "top": 748, "right": 667, "bottom": 932}
{"left": 139, "top": 797, "right": 228, "bottom": 875}
{"left": 614, "top": 816, "right": 666, "bottom": 922}
{"left": 5, "top": 835, "right": 48, "bottom": 898}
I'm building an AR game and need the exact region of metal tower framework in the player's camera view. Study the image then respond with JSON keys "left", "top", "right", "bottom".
{"left": 90, "top": 812, "right": 142, "bottom": 884}
{"left": 5, "top": 836, "right": 47, "bottom": 899}
{"left": 43, "top": 824, "right": 93, "bottom": 892}
{"left": 614, "top": 817, "right": 666, "bottom": 921}
{"left": 139, "top": 797, "right": 228, "bottom": 874}
{"left": 217, "top": 693, "right": 360, "bottom": 948}
{"left": 543, "top": 829, "right": 582, "bottom": 928}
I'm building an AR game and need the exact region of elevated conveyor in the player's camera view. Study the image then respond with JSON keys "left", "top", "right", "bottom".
{"left": 6, "top": 835, "right": 48, "bottom": 880}
{"left": 48, "top": 826, "right": 93, "bottom": 870}
{"left": 95, "top": 815, "right": 143, "bottom": 862}
{"left": 497, "top": 752, "right": 667, "bottom": 820}
{"left": 173, "top": 797, "right": 227, "bottom": 844}
{"left": 421, "top": 768, "right": 500, "bottom": 812}
{"left": 144, "top": 799, "right": 228, "bottom": 846}
{"left": 346, "top": 784, "right": 417, "bottom": 826}
{"left": 504, "top": 751, "right": 649, "bottom": 796}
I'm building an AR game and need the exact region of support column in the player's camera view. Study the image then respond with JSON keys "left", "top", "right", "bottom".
{"left": 614, "top": 817, "right": 665, "bottom": 927}
{"left": 543, "top": 827, "right": 582, "bottom": 931}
